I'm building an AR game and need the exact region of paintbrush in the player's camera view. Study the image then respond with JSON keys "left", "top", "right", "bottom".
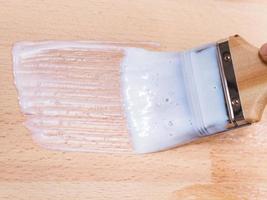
{"left": 13, "top": 35, "right": 267, "bottom": 153}
{"left": 121, "top": 35, "right": 267, "bottom": 153}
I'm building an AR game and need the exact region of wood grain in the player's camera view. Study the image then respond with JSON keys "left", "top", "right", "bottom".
{"left": 0, "top": 0, "right": 267, "bottom": 199}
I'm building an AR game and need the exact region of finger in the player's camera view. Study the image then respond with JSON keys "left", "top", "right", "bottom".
{"left": 259, "top": 43, "right": 267, "bottom": 63}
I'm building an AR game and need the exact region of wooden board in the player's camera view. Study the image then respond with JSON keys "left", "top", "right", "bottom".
{"left": 0, "top": 1, "right": 267, "bottom": 199}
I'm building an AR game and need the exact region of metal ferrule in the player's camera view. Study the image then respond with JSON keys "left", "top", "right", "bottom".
{"left": 216, "top": 39, "right": 250, "bottom": 129}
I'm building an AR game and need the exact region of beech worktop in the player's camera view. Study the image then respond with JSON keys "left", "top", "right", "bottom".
{"left": 0, "top": 1, "right": 267, "bottom": 199}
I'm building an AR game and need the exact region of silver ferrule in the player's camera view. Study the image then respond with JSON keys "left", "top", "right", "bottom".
{"left": 216, "top": 39, "right": 250, "bottom": 129}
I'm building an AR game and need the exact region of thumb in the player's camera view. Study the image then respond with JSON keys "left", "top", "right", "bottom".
{"left": 259, "top": 43, "right": 267, "bottom": 63}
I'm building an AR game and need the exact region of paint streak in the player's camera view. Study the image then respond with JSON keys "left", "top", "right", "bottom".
{"left": 13, "top": 41, "right": 228, "bottom": 154}
{"left": 13, "top": 41, "right": 159, "bottom": 153}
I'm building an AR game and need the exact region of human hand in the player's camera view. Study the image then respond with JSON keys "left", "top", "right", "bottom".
{"left": 259, "top": 43, "right": 267, "bottom": 63}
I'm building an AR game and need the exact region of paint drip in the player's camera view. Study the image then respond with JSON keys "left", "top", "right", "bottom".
{"left": 13, "top": 41, "right": 228, "bottom": 154}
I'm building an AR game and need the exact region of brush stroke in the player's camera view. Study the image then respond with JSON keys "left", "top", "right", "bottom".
{"left": 13, "top": 41, "right": 228, "bottom": 154}
{"left": 13, "top": 41, "right": 159, "bottom": 153}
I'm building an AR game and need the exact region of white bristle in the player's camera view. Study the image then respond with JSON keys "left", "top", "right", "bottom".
{"left": 121, "top": 45, "right": 228, "bottom": 153}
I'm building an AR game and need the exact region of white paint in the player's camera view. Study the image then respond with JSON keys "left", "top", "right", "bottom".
{"left": 13, "top": 41, "right": 228, "bottom": 154}
{"left": 121, "top": 44, "right": 228, "bottom": 153}
{"left": 13, "top": 41, "right": 134, "bottom": 153}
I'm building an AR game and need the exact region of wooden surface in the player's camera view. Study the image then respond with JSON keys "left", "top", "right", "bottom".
{"left": 1, "top": 1, "right": 267, "bottom": 199}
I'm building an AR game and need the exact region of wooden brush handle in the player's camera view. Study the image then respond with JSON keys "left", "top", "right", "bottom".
{"left": 229, "top": 35, "right": 267, "bottom": 123}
